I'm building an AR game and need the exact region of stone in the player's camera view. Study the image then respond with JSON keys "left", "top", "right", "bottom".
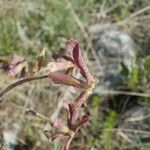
{"left": 91, "top": 28, "right": 137, "bottom": 87}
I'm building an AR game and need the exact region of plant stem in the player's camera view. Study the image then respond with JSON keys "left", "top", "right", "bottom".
{"left": 0, "top": 75, "right": 48, "bottom": 102}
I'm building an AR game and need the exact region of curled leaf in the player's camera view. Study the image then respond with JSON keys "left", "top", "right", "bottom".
{"left": 73, "top": 114, "right": 90, "bottom": 131}
{"left": 9, "top": 61, "right": 28, "bottom": 77}
{"left": 33, "top": 47, "right": 46, "bottom": 72}
{"left": 66, "top": 40, "right": 93, "bottom": 82}
{"left": 68, "top": 103, "right": 80, "bottom": 126}
{"left": 68, "top": 91, "right": 91, "bottom": 126}
{"left": 49, "top": 72, "right": 81, "bottom": 88}
{"left": 36, "top": 58, "right": 75, "bottom": 75}
{"left": 9, "top": 54, "right": 27, "bottom": 77}
{"left": 48, "top": 59, "right": 74, "bottom": 72}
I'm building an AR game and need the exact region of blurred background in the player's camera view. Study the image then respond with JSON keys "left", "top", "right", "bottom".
{"left": 0, "top": 0, "right": 150, "bottom": 149}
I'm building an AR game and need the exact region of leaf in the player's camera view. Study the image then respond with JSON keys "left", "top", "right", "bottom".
{"left": 49, "top": 71, "right": 82, "bottom": 88}
{"left": 9, "top": 54, "right": 27, "bottom": 77}
{"left": 120, "top": 63, "right": 129, "bottom": 77}
{"left": 68, "top": 91, "right": 91, "bottom": 126}
{"left": 33, "top": 47, "right": 46, "bottom": 72}
{"left": 68, "top": 103, "right": 80, "bottom": 126}
{"left": 144, "top": 56, "right": 150, "bottom": 74}
{"left": 37, "top": 58, "right": 75, "bottom": 75}
{"left": 73, "top": 114, "right": 90, "bottom": 131}
{"left": 66, "top": 40, "right": 93, "bottom": 82}
{"left": 91, "top": 95, "right": 101, "bottom": 108}
{"left": 10, "top": 54, "right": 25, "bottom": 66}
{"left": 129, "top": 66, "right": 139, "bottom": 89}
{"left": 9, "top": 61, "right": 28, "bottom": 77}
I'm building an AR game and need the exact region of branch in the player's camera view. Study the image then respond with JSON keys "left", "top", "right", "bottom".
{"left": 97, "top": 89, "right": 150, "bottom": 98}
{"left": 0, "top": 75, "right": 48, "bottom": 102}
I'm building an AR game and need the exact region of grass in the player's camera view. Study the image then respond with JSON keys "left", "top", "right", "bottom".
{"left": 0, "top": 0, "right": 97, "bottom": 56}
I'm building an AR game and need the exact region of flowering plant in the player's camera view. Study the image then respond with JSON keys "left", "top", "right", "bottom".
{"left": 0, "top": 40, "right": 96, "bottom": 150}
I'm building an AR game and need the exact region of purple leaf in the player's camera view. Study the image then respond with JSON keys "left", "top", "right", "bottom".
{"left": 10, "top": 54, "right": 25, "bottom": 66}
{"left": 9, "top": 54, "right": 27, "bottom": 77}
{"left": 49, "top": 72, "right": 82, "bottom": 88}
{"left": 66, "top": 40, "right": 93, "bottom": 82}
{"left": 68, "top": 103, "right": 80, "bottom": 126}
{"left": 46, "top": 58, "right": 75, "bottom": 72}
{"left": 73, "top": 114, "right": 90, "bottom": 131}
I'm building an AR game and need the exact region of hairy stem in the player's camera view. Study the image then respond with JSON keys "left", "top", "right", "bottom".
{"left": 0, "top": 75, "right": 49, "bottom": 101}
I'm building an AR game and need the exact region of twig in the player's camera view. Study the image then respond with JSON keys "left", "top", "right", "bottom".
{"left": 121, "top": 5, "right": 150, "bottom": 24}
{"left": 0, "top": 75, "right": 49, "bottom": 101}
{"left": 25, "top": 109, "right": 50, "bottom": 122}
{"left": 118, "top": 131, "right": 135, "bottom": 145}
{"left": 89, "top": 5, "right": 150, "bottom": 32}
{"left": 126, "top": 114, "right": 150, "bottom": 122}
{"left": 98, "top": 89, "right": 150, "bottom": 98}
{"left": 106, "top": 128, "right": 150, "bottom": 136}
{"left": 0, "top": 59, "right": 75, "bottom": 102}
